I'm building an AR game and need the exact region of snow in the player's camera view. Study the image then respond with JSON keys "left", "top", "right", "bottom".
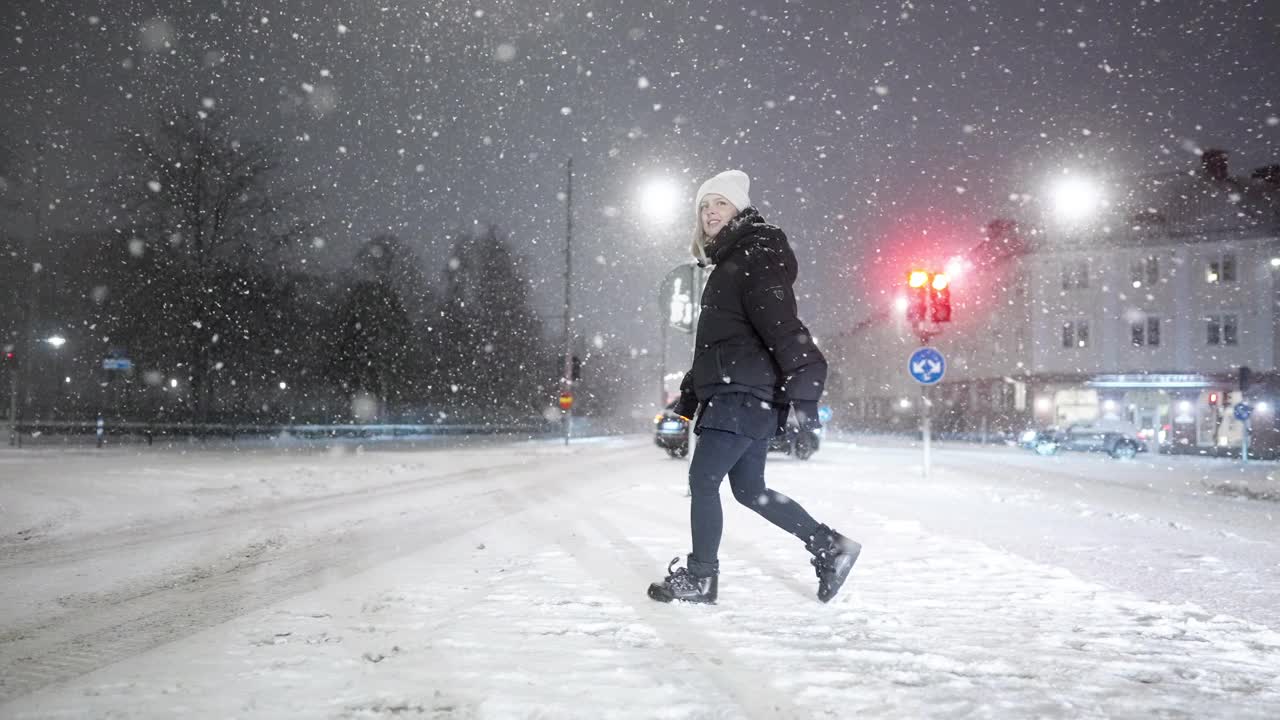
{"left": 2, "top": 437, "right": 1279, "bottom": 717}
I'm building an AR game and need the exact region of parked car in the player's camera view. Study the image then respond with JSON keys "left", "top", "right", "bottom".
{"left": 653, "top": 404, "right": 691, "bottom": 458}
{"left": 770, "top": 422, "right": 821, "bottom": 460}
{"left": 653, "top": 402, "right": 821, "bottom": 460}
{"left": 1024, "top": 419, "right": 1147, "bottom": 459}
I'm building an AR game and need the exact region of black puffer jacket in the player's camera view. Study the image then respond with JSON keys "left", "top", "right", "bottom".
{"left": 673, "top": 207, "right": 827, "bottom": 417}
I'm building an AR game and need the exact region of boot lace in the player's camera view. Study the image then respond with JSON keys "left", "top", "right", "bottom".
{"left": 664, "top": 556, "right": 701, "bottom": 593}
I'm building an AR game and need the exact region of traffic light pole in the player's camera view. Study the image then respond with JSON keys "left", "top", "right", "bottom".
{"left": 6, "top": 363, "right": 16, "bottom": 448}
{"left": 915, "top": 323, "right": 941, "bottom": 481}
{"left": 562, "top": 158, "right": 574, "bottom": 446}
{"left": 1242, "top": 417, "right": 1250, "bottom": 465}
{"left": 921, "top": 384, "right": 931, "bottom": 481}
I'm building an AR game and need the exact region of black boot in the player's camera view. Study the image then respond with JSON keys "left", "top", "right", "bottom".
{"left": 805, "top": 525, "right": 861, "bottom": 603}
{"left": 647, "top": 556, "right": 718, "bottom": 604}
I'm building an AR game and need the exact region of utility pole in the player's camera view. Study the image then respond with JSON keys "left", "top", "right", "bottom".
{"left": 10, "top": 141, "right": 45, "bottom": 448}
{"left": 562, "top": 158, "right": 574, "bottom": 446}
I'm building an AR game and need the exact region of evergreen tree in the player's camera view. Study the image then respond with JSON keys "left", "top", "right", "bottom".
{"left": 352, "top": 234, "right": 440, "bottom": 407}
{"left": 325, "top": 279, "right": 412, "bottom": 420}
{"left": 438, "top": 226, "right": 544, "bottom": 420}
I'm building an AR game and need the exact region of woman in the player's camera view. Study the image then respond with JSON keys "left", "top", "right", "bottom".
{"left": 647, "top": 169, "right": 860, "bottom": 605}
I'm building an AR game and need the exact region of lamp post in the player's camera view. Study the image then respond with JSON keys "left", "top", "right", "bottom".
{"left": 9, "top": 141, "right": 47, "bottom": 447}
{"left": 641, "top": 176, "right": 685, "bottom": 406}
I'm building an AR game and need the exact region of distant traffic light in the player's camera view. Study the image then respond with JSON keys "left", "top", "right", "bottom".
{"left": 930, "top": 272, "right": 951, "bottom": 323}
{"left": 907, "top": 270, "right": 929, "bottom": 322}
{"left": 1208, "top": 391, "right": 1219, "bottom": 406}
{"left": 2, "top": 350, "right": 15, "bottom": 368}
{"left": 905, "top": 269, "right": 951, "bottom": 324}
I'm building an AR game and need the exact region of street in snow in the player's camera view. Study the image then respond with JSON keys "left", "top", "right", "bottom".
{"left": 2, "top": 436, "right": 1278, "bottom": 718}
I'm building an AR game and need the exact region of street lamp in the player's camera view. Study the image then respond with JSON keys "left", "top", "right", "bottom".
{"left": 638, "top": 178, "right": 682, "bottom": 226}
{"left": 640, "top": 174, "right": 687, "bottom": 407}
{"left": 45, "top": 335, "right": 66, "bottom": 348}
{"left": 1049, "top": 174, "right": 1104, "bottom": 224}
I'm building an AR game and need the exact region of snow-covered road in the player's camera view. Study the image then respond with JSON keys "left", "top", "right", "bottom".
{"left": 2, "top": 437, "right": 1278, "bottom": 718}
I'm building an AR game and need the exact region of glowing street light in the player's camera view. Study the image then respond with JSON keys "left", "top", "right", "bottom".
{"left": 45, "top": 335, "right": 66, "bottom": 348}
{"left": 1050, "top": 174, "right": 1104, "bottom": 224}
{"left": 638, "top": 178, "right": 682, "bottom": 225}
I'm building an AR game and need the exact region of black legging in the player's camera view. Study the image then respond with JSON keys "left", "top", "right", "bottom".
{"left": 686, "top": 428, "right": 821, "bottom": 577}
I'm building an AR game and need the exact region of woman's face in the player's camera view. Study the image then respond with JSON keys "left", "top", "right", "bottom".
{"left": 699, "top": 194, "right": 737, "bottom": 238}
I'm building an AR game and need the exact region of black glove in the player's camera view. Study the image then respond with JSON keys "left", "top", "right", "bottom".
{"left": 792, "top": 401, "right": 822, "bottom": 431}
{"left": 672, "top": 393, "right": 698, "bottom": 422}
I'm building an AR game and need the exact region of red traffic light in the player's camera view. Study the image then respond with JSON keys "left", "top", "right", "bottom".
{"left": 1208, "top": 392, "right": 1219, "bottom": 406}
{"left": 930, "top": 284, "right": 952, "bottom": 323}
{"left": 905, "top": 269, "right": 951, "bottom": 324}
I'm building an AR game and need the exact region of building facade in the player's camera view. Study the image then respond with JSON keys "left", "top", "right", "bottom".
{"left": 829, "top": 151, "right": 1280, "bottom": 457}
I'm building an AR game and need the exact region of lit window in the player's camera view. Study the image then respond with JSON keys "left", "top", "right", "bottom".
{"left": 1206, "top": 253, "right": 1237, "bottom": 284}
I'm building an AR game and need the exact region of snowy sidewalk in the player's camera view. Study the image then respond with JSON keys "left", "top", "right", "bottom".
{"left": 3, "top": 439, "right": 1279, "bottom": 718}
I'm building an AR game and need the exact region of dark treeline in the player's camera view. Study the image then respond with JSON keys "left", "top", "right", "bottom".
{"left": 1, "top": 109, "right": 636, "bottom": 428}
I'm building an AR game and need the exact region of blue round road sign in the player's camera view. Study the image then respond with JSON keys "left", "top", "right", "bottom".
{"left": 908, "top": 347, "right": 946, "bottom": 385}
{"left": 817, "top": 405, "right": 833, "bottom": 424}
{"left": 1234, "top": 403, "right": 1252, "bottom": 422}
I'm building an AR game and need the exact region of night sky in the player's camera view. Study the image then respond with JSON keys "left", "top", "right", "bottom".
{"left": 3, "top": 0, "right": 1278, "bottom": 354}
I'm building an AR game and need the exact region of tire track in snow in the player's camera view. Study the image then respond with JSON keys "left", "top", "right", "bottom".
{"left": 0, "top": 452, "right": 619, "bottom": 705}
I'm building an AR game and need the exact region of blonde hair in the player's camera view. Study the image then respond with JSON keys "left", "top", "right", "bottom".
{"left": 689, "top": 196, "right": 738, "bottom": 265}
{"left": 690, "top": 223, "right": 710, "bottom": 265}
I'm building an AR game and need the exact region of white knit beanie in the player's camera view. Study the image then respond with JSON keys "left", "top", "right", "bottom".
{"left": 690, "top": 170, "right": 751, "bottom": 262}
{"left": 694, "top": 170, "right": 751, "bottom": 216}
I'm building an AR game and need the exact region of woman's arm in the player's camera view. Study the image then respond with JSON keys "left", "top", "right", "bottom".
{"left": 741, "top": 257, "right": 828, "bottom": 407}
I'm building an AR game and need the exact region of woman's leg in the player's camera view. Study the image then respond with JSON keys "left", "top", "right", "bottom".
{"left": 727, "top": 437, "right": 821, "bottom": 542}
{"left": 687, "top": 429, "right": 753, "bottom": 577}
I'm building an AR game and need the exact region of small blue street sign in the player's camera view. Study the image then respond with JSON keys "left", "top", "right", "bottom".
{"left": 908, "top": 347, "right": 946, "bottom": 385}
{"left": 102, "top": 358, "right": 133, "bottom": 371}
{"left": 1234, "top": 403, "right": 1252, "bottom": 422}
{"left": 817, "top": 405, "right": 833, "bottom": 424}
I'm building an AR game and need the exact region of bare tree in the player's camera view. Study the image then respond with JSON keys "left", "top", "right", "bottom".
{"left": 105, "top": 108, "right": 316, "bottom": 424}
